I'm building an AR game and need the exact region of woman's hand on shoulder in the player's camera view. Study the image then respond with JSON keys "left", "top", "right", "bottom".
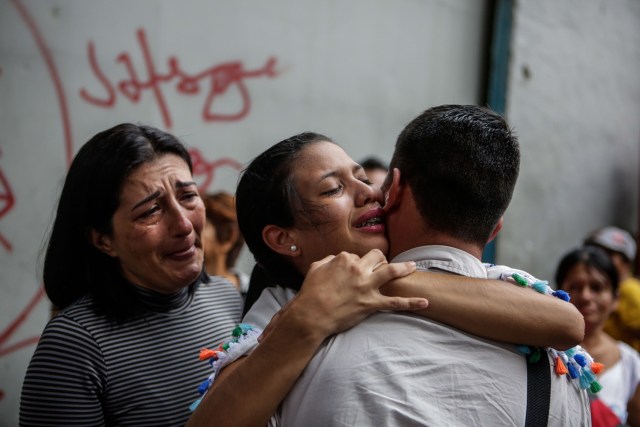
{"left": 288, "top": 249, "right": 428, "bottom": 338}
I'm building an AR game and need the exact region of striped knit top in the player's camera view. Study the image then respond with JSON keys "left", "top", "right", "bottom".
{"left": 19, "top": 276, "right": 242, "bottom": 426}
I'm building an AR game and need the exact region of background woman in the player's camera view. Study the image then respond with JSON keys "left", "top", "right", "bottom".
{"left": 556, "top": 245, "right": 640, "bottom": 427}
{"left": 188, "top": 132, "right": 584, "bottom": 427}
{"left": 202, "top": 191, "right": 249, "bottom": 297}
{"left": 20, "top": 124, "right": 243, "bottom": 426}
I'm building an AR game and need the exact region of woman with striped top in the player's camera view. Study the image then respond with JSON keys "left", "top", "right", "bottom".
{"left": 19, "top": 124, "right": 243, "bottom": 426}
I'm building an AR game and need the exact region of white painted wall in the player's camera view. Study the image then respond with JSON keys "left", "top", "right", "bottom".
{"left": 0, "top": 0, "right": 490, "bottom": 424}
{"left": 501, "top": 0, "right": 640, "bottom": 284}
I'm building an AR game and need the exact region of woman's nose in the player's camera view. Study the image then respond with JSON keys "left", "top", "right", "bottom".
{"left": 356, "top": 181, "right": 383, "bottom": 206}
{"left": 168, "top": 203, "right": 194, "bottom": 235}
{"left": 574, "top": 286, "right": 593, "bottom": 302}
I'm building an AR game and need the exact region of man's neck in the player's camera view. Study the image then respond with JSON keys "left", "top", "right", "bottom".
{"left": 384, "top": 182, "right": 484, "bottom": 261}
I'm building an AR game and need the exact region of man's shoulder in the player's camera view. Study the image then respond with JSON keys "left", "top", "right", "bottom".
{"left": 343, "top": 310, "right": 524, "bottom": 358}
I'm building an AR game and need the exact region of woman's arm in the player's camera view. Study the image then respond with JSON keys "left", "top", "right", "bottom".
{"left": 381, "top": 271, "right": 584, "bottom": 350}
{"left": 187, "top": 250, "right": 427, "bottom": 427}
{"left": 187, "top": 309, "right": 326, "bottom": 427}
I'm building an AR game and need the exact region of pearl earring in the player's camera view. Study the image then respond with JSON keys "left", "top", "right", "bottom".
{"left": 290, "top": 244, "right": 298, "bottom": 252}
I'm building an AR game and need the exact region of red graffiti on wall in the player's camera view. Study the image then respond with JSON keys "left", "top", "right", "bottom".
{"left": 190, "top": 148, "right": 244, "bottom": 193}
{"left": 80, "top": 28, "right": 280, "bottom": 130}
{"left": 0, "top": 148, "right": 15, "bottom": 252}
{"left": 11, "top": 0, "right": 74, "bottom": 166}
{"left": 3, "top": 0, "right": 65, "bottom": 403}
{"left": 3, "top": 1, "right": 266, "bottom": 402}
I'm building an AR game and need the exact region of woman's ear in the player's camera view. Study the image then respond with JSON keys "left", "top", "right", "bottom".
{"left": 90, "top": 229, "right": 117, "bottom": 257}
{"left": 384, "top": 168, "right": 403, "bottom": 212}
{"left": 262, "top": 225, "right": 300, "bottom": 257}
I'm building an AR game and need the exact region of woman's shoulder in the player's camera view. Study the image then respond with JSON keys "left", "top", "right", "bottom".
{"left": 197, "top": 276, "right": 243, "bottom": 314}
{"left": 201, "top": 275, "right": 243, "bottom": 296}
{"left": 35, "top": 300, "right": 106, "bottom": 360}
{"left": 617, "top": 341, "right": 640, "bottom": 381}
{"left": 618, "top": 341, "right": 640, "bottom": 362}
{"left": 258, "top": 285, "right": 297, "bottom": 306}
{"left": 51, "top": 296, "right": 106, "bottom": 329}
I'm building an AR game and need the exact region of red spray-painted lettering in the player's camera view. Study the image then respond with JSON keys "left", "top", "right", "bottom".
{"left": 80, "top": 28, "right": 280, "bottom": 129}
{"left": 189, "top": 148, "right": 243, "bottom": 193}
{"left": 0, "top": 148, "right": 15, "bottom": 252}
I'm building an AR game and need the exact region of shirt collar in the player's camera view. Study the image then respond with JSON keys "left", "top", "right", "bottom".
{"left": 391, "top": 245, "right": 487, "bottom": 278}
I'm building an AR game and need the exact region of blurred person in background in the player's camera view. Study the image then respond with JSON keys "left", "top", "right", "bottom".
{"left": 202, "top": 191, "right": 249, "bottom": 298}
{"left": 359, "top": 156, "right": 388, "bottom": 188}
{"left": 556, "top": 245, "right": 640, "bottom": 427}
{"left": 585, "top": 226, "right": 640, "bottom": 353}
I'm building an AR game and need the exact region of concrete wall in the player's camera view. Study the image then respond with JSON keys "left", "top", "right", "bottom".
{"left": 500, "top": 0, "right": 640, "bottom": 283}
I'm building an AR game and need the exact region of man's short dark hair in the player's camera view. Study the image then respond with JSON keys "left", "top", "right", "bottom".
{"left": 390, "top": 105, "right": 520, "bottom": 245}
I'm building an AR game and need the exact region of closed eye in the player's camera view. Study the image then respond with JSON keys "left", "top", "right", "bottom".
{"left": 322, "top": 184, "right": 344, "bottom": 196}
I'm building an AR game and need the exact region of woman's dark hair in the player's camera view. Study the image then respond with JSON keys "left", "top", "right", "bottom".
{"left": 43, "top": 123, "right": 208, "bottom": 322}
{"left": 236, "top": 132, "right": 331, "bottom": 312}
{"left": 203, "top": 191, "right": 244, "bottom": 269}
{"left": 555, "top": 245, "right": 620, "bottom": 294}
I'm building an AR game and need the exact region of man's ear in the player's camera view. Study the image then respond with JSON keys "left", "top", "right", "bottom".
{"left": 487, "top": 217, "right": 504, "bottom": 243}
{"left": 90, "top": 229, "right": 117, "bottom": 257}
{"left": 262, "top": 225, "right": 300, "bottom": 257}
{"left": 384, "top": 168, "right": 403, "bottom": 212}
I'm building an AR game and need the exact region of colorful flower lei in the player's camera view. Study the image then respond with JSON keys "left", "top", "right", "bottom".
{"left": 485, "top": 263, "right": 603, "bottom": 394}
{"left": 190, "top": 323, "right": 262, "bottom": 411}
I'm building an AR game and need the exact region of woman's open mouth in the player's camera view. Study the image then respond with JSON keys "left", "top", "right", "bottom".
{"left": 355, "top": 208, "right": 385, "bottom": 232}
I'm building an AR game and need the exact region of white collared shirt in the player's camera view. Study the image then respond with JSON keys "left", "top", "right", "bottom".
{"left": 245, "top": 245, "right": 591, "bottom": 426}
